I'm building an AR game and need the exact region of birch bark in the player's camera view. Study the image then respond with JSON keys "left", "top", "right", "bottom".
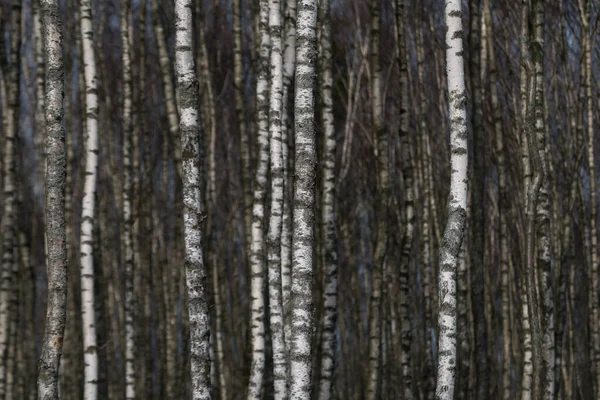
{"left": 79, "top": 0, "right": 100, "bottom": 398}
{"left": 174, "top": 0, "right": 211, "bottom": 398}
{"left": 37, "top": 1, "right": 68, "bottom": 398}
{"left": 290, "top": 0, "right": 318, "bottom": 398}
{"left": 435, "top": 0, "right": 469, "bottom": 398}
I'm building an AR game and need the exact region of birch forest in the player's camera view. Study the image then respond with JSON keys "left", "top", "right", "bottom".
{"left": 1, "top": 0, "right": 600, "bottom": 398}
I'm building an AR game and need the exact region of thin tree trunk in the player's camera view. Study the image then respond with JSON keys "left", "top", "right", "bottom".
{"left": 366, "top": 1, "right": 388, "bottom": 397}
{"left": 289, "top": 0, "right": 318, "bottom": 397}
{"left": 79, "top": 0, "right": 100, "bottom": 398}
{"left": 153, "top": 0, "right": 182, "bottom": 180}
{"left": 174, "top": 1, "right": 211, "bottom": 398}
{"left": 281, "top": 0, "right": 296, "bottom": 362}
{"left": 247, "top": 0, "right": 270, "bottom": 397}
{"left": 395, "top": 1, "right": 414, "bottom": 397}
{"left": 267, "top": 0, "right": 288, "bottom": 397}
{"left": 121, "top": 2, "right": 136, "bottom": 398}
{"left": 233, "top": 0, "right": 253, "bottom": 263}
{"left": 435, "top": 0, "right": 469, "bottom": 398}
{"left": 317, "top": 0, "right": 337, "bottom": 397}
{"left": 0, "top": 3, "right": 20, "bottom": 398}
{"left": 37, "top": 0, "right": 68, "bottom": 398}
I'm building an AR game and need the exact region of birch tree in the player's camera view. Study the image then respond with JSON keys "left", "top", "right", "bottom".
{"left": 266, "top": 0, "right": 288, "bottom": 397}
{"left": 174, "top": 0, "right": 211, "bottom": 398}
{"left": 120, "top": 2, "right": 136, "bottom": 398}
{"left": 317, "top": 0, "right": 337, "bottom": 397}
{"left": 79, "top": 0, "right": 100, "bottom": 398}
{"left": 0, "top": 3, "right": 20, "bottom": 398}
{"left": 37, "top": 0, "right": 68, "bottom": 398}
{"left": 435, "top": 0, "right": 469, "bottom": 398}
{"left": 290, "top": 0, "right": 318, "bottom": 398}
{"left": 247, "top": 0, "right": 271, "bottom": 397}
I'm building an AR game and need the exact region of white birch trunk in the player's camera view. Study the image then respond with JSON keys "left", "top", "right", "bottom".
{"left": 79, "top": 0, "right": 100, "bottom": 398}
{"left": 290, "top": 0, "right": 318, "bottom": 398}
{"left": 37, "top": 0, "right": 68, "bottom": 398}
{"left": 281, "top": 0, "right": 296, "bottom": 362}
{"left": 247, "top": 0, "right": 271, "bottom": 398}
{"left": 174, "top": 1, "right": 211, "bottom": 399}
{"left": 317, "top": 0, "right": 337, "bottom": 398}
{"left": 267, "top": 0, "right": 288, "bottom": 397}
{"left": 435, "top": 0, "right": 469, "bottom": 398}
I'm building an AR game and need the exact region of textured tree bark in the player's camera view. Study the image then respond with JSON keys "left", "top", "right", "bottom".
{"left": 530, "top": 1, "right": 554, "bottom": 398}
{"left": 121, "top": 2, "right": 137, "bottom": 398}
{"left": 395, "top": 1, "right": 414, "bottom": 398}
{"left": 174, "top": 0, "right": 211, "bottom": 398}
{"left": 79, "top": 0, "right": 100, "bottom": 398}
{"left": 281, "top": 0, "right": 296, "bottom": 362}
{"left": 37, "top": 0, "right": 68, "bottom": 398}
{"left": 266, "top": 0, "right": 288, "bottom": 397}
{"left": 435, "top": 0, "right": 469, "bottom": 398}
{"left": 366, "top": 0, "right": 388, "bottom": 398}
{"left": 289, "top": 0, "right": 317, "bottom": 398}
{"left": 247, "top": 0, "right": 270, "bottom": 398}
{"left": 317, "top": 0, "right": 337, "bottom": 398}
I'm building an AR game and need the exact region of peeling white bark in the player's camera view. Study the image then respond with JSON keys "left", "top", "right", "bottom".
{"left": 435, "top": 0, "right": 469, "bottom": 399}
{"left": 174, "top": 1, "right": 211, "bottom": 398}
{"left": 290, "top": 0, "right": 318, "bottom": 398}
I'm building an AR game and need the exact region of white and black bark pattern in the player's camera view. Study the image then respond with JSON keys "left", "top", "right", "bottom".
{"left": 247, "top": 0, "right": 270, "bottom": 398}
{"left": 281, "top": 0, "right": 296, "bottom": 361}
{"left": 37, "top": 1, "right": 67, "bottom": 399}
{"left": 366, "top": 1, "right": 388, "bottom": 397}
{"left": 0, "top": 3, "right": 20, "bottom": 398}
{"left": 531, "top": 2, "right": 553, "bottom": 398}
{"left": 436, "top": 1, "right": 468, "bottom": 399}
{"left": 317, "top": 0, "right": 337, "bottom": 398}
{"left": 267, "top": 0, "right": 288, "bottom": 397}
{"left": 120, "top": 2, "right": 136, "bottom": 398}
{"left": 79, "top": 0, "right": 100, "bottom": 398}
{"left": 289, "top": 0, "right": 318, "bottom": 398}
{"left": 174, "top": 1, "right": 211, "bottom": 398}
{"left": 395, "top": 0, "right": 414, "bottom": 398}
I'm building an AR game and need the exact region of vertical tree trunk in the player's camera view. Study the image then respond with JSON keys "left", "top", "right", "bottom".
{"left": 531, "top": 1, "right": 553, "bottom": 398}
{"left": 581, "top": 0, "right": 600, "bottom": 394}
{"left": 267, "top": 0, "right": 288, "bottom": 397}
{"left": 435, "top": 0, "right": 469, "bottom": 398}
{"left": 317, "top": 0, "right": 337, "bottom": 397}
{"left": 247, "top": 0, "right": 270, "bottom": 397}
{"left": 79, "top": 0, "right": 100, "bottom": 398}
{"left": 37, "top": 0, "right": 68, "bottom": 398}
{"left": 174, "top": 0, "right": 211, "bottom": 398}
{"left": 395, "top": 1, "right": 414, "bottom": 398}
{"left": 233, "top": 0, "right": 253, "bottom": 263}
{"left": 366, "top": 0, "right": 388, "bottom": 397}
{"left": 121, "top": 2, "right": 136, "bottom": 398}
{"left": 0, "top": 3, "right": 20, "bottom": 398}
{"left": 281, "top": 0, "right": 296, "bottom": 361}
{"left": 289, "top": 0, "right": 318, "bottom": 398}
